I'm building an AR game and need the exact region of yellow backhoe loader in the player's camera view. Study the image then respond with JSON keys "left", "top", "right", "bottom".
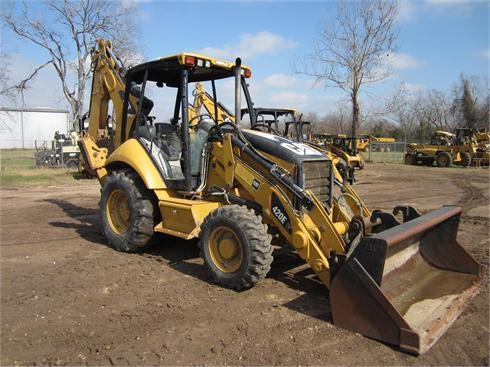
{"left": 240, "top": 107, "right": 306, "bottom": 139}
{"left": 238, "top": 107, "right": 354, "bottom": 183}
{"left": 188, "top": 85, "right": 307, "bottom": 140}
{"left": 357, "top": 135, "right": 396, "bottom": 152}
{"left": 314, "top": 134, "right": 365, "bottom": 169}
{"left": 79, "top": 39, "right": 483, "bottom": 355}
{"left": 468, "top": 129, "right": 489, "bottom": 166}
{"left": 188, "top": 81, "right": 235, "bottom": 124}
{"left": 188, "top": 86, "right": 346, "bottom": 178}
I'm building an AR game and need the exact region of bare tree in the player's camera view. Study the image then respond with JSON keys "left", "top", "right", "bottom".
{"left": 0, "top": 49, "right": 15, "bottom": 102}
{"left": 304, "top": 0, "right": 398, "bottom": 150}
{"left": 412, "top": 90, "right": 453, "bottom": 134}
{"left": 385, "top": 83, "right": 460, "bottom": 142}
{"left": 315, "top": 101, "right": 352, "bottom": 134}
{"left": 384, "top": 84, "right": 419, "bottom": 141}
{"left": 301, "top": 111, "right": 319, "bottom": 135}
{"left": 461, "top": 79, "right": 478, "bottom": 129}
{"left": 451, "top": 74, "right": 489, "bottom": 130}
{"left": 2, "top": 0, "right": 140, "bottom": 126}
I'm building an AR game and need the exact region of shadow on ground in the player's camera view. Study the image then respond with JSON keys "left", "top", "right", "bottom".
{"left": 44, "top": 198, "right": 106, "bottom": 245}
{"left": 45, "top": 198, "right": 332, "bottom": 322}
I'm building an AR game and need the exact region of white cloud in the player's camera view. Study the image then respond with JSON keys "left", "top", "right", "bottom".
{"left": 425, "top": 0, "right": 473, "bottom": 5}
{"left": 199, "top": 31, "right": 298, "bottom": 60}
{"left": 398, "top": 1, "right": 418, "bottom": 23}
{"left": 270, "top": 92, "right": 309, "bottom": 107}
{"left": 263, "top": 74, "right": 299, "bottom": 88}
{"left": 385, "top": 52, "right": 424, "bottom": 69}
{"left": 424, "top": 0, "right": 476, "bottom": 17}
{"left": 401, "top": 82, "right": 427, "bottom": 94}
{"left": 476, "top": 48, "right": 490, "bottom": 60}
{"left": 398, "top": 0, "right": 476, "bottom": 23}
{"left": 121, "top": 0, "right": 152, "bottom": 9}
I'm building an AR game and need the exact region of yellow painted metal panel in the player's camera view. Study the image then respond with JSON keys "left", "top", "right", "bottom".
{"left": 155, "top": 199, "right": 221, "bottom": 240}
{"left": 106, "top": 139, "right": 167, "bottom": 189}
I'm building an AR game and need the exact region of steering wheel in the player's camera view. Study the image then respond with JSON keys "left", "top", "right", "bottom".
{"left": 189, "top": 114, "right": 212, "bottom": 129}
{"left": 251, "top": 123, "right": 280, "bottom": 136}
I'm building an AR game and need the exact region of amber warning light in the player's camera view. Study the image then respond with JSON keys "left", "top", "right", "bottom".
{"left": 184, "top": 56, "right": 196, "bottom": 66}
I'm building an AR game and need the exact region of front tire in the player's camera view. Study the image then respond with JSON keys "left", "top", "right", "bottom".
{"left": 404, "top": 154, "right": 416, "bottom": 165}
{"left": 65, "top": 159, "right": 78, "bottom": 169}
{"left": 100, "top": 170, "right": 156, "bottom": 252}
{"left": 199, "top": 205, "right": 273, "bottom": 290}
{"left": 460, "top": 152, "right": 471, "bottom": 167}
{"left": 436, "top": 151, "right": 453, "bottom": 167}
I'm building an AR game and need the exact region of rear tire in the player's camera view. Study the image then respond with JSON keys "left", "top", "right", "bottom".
{"left": 436, "top": 151, "right": 453, "bottom": 167}
{"left": 100, "top": 170, "right": 156, "bottom": 252}
{"left": 199, "top": 205, "right": 273, "bottom": 290}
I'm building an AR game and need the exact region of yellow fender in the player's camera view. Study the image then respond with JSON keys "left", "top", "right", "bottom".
{"left": 105, "top": 139, "right": 167, "bottom": 189}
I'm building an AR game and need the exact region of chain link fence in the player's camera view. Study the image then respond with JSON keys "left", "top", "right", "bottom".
{"left": 359, "top": 142, "right": 407, "bottom": 164}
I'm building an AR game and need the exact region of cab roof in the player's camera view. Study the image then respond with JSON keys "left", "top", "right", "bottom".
{"left": 434, "top": 130, "right": 456, "bottom": 137}
{"left": 127, "top": 52, "right": 251, "bottom": 87}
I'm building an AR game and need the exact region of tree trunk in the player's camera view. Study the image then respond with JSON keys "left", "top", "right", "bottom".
{"left": 352, "top": 91, "right": 360, "bottom": 153}
{"left": 462, "top": 79, "right": 477, "bottom": 130}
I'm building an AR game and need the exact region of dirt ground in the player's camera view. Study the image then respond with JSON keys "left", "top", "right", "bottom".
{"left": 1, "top": 163, "right": 489, "bottom": 366}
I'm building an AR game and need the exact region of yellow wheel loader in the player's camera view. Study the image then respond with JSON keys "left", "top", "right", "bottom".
{"left": 79, "top": 39, "right": 483, "bottom": 355}
{"left": 405, "top": 130, "right": 474, "bottom": 167}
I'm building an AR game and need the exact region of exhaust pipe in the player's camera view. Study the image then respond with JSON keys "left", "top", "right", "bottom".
{"left": 234, "top": 58, "right": 242, "bottom": 125}
{"left": 330, "top": 205, "right": 484, "bottom": 354}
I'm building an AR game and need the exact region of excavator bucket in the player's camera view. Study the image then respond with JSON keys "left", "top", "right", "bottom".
{"left": 330, "top": 205, "right": 484, "bottom": 355}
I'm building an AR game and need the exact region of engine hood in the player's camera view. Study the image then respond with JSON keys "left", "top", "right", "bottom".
{"left": 241, "top": 129, "right": 326, "bottom": 165}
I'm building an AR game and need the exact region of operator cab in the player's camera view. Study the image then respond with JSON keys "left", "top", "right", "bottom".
{"left": 121, "top": 53, "right": 254, "bottom": 192}
{"left": 240, "top": 107, "right": 309, "bottom": 142}
{"left": 430, "top": 131, "right": 455, "bottom": 146}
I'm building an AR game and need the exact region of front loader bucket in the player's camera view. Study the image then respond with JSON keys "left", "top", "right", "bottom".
{"left": 330, "top": 205, "right": 484, "bottom": 355}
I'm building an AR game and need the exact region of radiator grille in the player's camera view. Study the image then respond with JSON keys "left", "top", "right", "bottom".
{"left": 300, "top": 160, "right": 333, "bottom": 206}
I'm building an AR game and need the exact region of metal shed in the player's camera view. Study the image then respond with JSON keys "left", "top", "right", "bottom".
{"left": 0, "top": 107, "right": 70, "bottom": 149}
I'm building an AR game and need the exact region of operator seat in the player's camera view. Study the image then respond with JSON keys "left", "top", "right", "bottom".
{"left": 130, "top": 82, "right": 154, "bottom": 116}
{"left": 155, "top": 123, "right": 182, "bottom": 161}
{"left": 133, "top": 113, "right": 156, "bottom": 141}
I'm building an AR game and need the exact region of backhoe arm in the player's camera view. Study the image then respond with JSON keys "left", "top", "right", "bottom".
{"left": 80, "top": 39, "right": 141, "bottom": 178}
{"left": 188, "top": 82, "right": 235, "bottom": 124}
{"left": 87, "top": 39, "right": 139, "bottom": 148}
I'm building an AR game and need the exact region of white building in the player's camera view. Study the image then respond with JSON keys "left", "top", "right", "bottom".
{"left": 0, "top": 107, "right": 70, "bottom": 149}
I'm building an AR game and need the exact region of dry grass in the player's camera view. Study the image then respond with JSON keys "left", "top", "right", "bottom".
{"left": 0, "top": 149, "right": 78, "bottom": 187}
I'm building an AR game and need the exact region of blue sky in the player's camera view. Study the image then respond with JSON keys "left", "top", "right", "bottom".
{"left": 1, "top": 0, "right": 489, "bottom": 119}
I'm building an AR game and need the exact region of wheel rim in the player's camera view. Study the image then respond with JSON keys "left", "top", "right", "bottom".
{"left": 106, "top": 188, "right": 130, "bottom": 234}
{"left": 439, "top": 155, "right": 448, "bottom": 166}
{"left": 208, "top": 226, "right": 243, "bottom": 273}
